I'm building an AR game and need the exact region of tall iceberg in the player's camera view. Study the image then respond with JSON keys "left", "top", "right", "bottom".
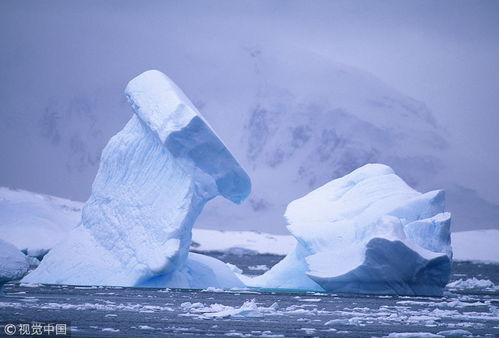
{"left": 23, "top": 70, "right": 250, "bottom": 288}
{"left": 249, "top": 164, "right": 452, "bottom": 296}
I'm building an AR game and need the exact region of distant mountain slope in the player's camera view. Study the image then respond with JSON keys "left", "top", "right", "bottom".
{"left": 195, "top": 50, "right": 496, "bottom": 232}
{"left": 0, "top": 187, "right": 81, "bottom": 256}
{"left": 0, "top": 11, "right": 496, "bottom": 232}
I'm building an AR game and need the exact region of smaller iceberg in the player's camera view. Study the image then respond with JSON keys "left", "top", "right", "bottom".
{"left": 249, "top": 164, "right": 452, "bottom": 296}
{"left": 0, "top": 239, "right": 29, "bottom": 285}
{"left": 23, "top": 70, "right": 250, "bottom": 289}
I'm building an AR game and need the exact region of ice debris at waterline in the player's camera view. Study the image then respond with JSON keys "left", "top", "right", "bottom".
{"left": 0, "top": 239, "right": 29, "bottom": 285}
{"left": 248, "top": 164, "right": 452, "bottom": 296}
{"left": 23, "top": 70, "right": 250, "bottom": 288}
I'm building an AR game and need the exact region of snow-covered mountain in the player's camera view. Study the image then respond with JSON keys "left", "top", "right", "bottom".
{"left": 0, "top": 187, "right": 81, "bottom": 257}
{"left": 194, "top": 49, "right": 498, "bottom": 233}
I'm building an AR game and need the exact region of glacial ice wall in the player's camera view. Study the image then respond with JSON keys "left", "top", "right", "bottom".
{"left": 23, "top": 70, "right": 250, "bottom": 288}
{"left": 249, "top": 164, "right": 452, "bottom": 296}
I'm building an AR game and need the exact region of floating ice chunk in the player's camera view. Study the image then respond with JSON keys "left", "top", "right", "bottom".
{"left": 202, "top": 286, "right": 225, "bottom": 292}
{"left": 101, "top": 328, "right": 120, "bottom": 333}
{"left": 447, "top": 278, "right": 497, "bottom": 291}
{"left": 248, "top": 265, "right": 269, "bottom": 272}
{"left": 0, "top": 239, "right": 29, "bottom": 284}
{"left": 181, "top": 299, "right": 278, "bottom": 319}
{"left": 384, "top": 333, "right": 444, "bottom": 338}
{"left": 252, "top": 164, "right": 452, "bottom": 296}
{"left": 436, "top": 329, "right": 472, "bottom": 337}
{"left": 138, "top": 325, "right": 155, "bottom": 330}
{"left": 23, "top": 70, "right": 250, "bottom": 288}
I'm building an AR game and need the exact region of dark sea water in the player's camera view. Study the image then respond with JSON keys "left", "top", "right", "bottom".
{"left": 1, "top": 253, "right": 498, "bottom": 337}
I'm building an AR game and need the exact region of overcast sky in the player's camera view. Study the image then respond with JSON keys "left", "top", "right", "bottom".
{"left": 1, "top": 0, "right": 498, "bottom": 215}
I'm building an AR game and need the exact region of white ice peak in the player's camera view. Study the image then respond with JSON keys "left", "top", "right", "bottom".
{"left": 126, "top": 70, "right": 199, "bottom": 143}
{"left": 23, "top": 70, "right": 250, "bottom": 287}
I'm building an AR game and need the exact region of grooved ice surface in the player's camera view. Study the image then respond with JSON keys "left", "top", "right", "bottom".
{"left": 249, "top": 164, "right": 452, "bottom": 296}
{"left": 23, "top": 70, "right": 250, "bottom": 288}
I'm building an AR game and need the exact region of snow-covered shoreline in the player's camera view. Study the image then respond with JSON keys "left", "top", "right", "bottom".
{"left": 191, "top": 229, "right": 296, "bottom": 256}
{"left": 451, "top": 230, "right": 499, "bottom": 263}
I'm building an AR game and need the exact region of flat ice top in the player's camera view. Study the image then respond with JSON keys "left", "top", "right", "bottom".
{"left": 125, "top": 70, "right": 199, "bottom": 143}
{"left": 125, "top": 70, "right": 250, "bottom": 204}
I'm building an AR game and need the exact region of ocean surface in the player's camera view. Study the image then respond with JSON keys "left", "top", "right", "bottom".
{"left": 1, "top": 253, "right": 498, "bottom": 337}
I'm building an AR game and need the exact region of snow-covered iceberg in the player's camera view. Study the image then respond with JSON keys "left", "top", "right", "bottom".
{"left": 0, "top": 239, "right": 29, "bottom": 285}
{"left": 248, "top": 164, "right": 452, "bottom": 296}
{"left": 23, "top": 70, "right": 250, "bottom": 288}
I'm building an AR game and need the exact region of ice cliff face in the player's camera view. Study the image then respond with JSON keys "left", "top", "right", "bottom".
{"left": 249, "top": 164, "right": 452, "bottom": 296}
{"left": 23, "top": 70, "right": 250, "bottom": 288}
